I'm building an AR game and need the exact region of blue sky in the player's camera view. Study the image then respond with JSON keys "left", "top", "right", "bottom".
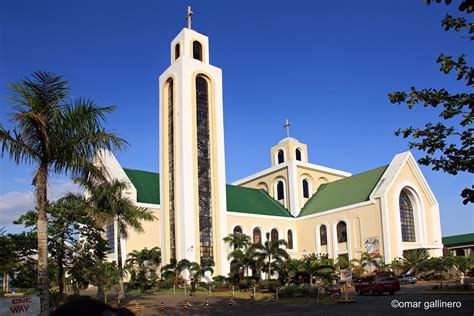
{"left": 0, "top": 0, "right": 472, "bottom": 235}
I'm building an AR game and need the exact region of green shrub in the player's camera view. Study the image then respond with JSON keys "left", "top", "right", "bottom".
{"left": 258, "top": 279, "right": 281, "bottom": 291}
{"left": 278, "top": 284, "right": 323, "bottom": 297}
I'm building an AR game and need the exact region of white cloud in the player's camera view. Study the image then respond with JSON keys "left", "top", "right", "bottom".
{"left": 0, "top": 180, "right": 82, "bottom": 229}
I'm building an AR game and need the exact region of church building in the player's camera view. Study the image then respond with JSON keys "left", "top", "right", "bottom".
{"left": 97, "top": 14, "right": 444, "bottom": 276}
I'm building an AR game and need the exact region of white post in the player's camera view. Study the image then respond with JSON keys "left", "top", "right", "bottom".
{"left": 232, "top": 285, "right": 235, "bottom": 296}
{"left": 173, "top": 284, "right": 176, "bottom": 294}
{"left": 209, "top": 284, "right": 211, "bottom": 295}
{"left": 184, "top": 283, "right": 187, "bottom": 295}
{"left": 254, "top": 285, "right": 256, "bottom": 299}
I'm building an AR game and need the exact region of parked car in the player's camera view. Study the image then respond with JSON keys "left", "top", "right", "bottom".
{"left": 355, "top": 271, "right": 400, "bottom": 295}
{"left": 398, "top": 273, "right": 417, "bottom": 284}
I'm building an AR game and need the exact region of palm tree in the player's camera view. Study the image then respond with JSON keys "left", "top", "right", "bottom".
{"left": 161, "top": 258, "right": 191, "bottom": 288}
{"left": 125, "top": 247, "right": 161, "bottom": 287}
{"left": 252, "top": 233, "right": 289, "bottom": 280}
{"left": 0, "top": 71, "right": 126, "bottom": 315}
{"left": 401, "top": 248, "right": 430, "bottom": 276}
{"left": 82, "top": 179, "right": 156, "bottom": 303}
{"left": 299, "top": 254, "right": 334, "bottom": 285}
{"left": 223, "top": 232, "right": 251, "bottom": 250}
{"left": 189, "top": 258, "right": 215, "bottom": 281}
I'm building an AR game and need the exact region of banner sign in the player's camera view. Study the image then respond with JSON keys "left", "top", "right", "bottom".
{"left": 0, "top": 296, "right": 40, "bottom": 316}
{"left": 340, "top": 269, "right": 352, "bottom": 282}
{"left": 364, "top": 236, "right": 380, "bottom": 255}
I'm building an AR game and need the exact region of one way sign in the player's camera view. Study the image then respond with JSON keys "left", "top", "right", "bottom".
{"left": 0, "top": 296, "right": 40, "bottom": 316}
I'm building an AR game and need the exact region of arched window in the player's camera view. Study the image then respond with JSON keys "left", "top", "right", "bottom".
{"left": 295, "top": 148, "right": 302, "bottom": 161}
{"left": 287, "top": 230, "right": 293, "bottom": 249}
{"left": 193, "top": 41, "right": 202, "bottom": 61}
{"left": 399, "top": 190, "right": 416, "bottom": 242}
{"left": 167, "top": 79, "right": 176, "bottom": 259}
{"left": 302, "top": 179, "right": 310, "bottom": 198}
{"left": 257, "top": 182, "right": 268, "bottom": 193}
{"left": 233, "top": 226, "right": 242, "bottom": 235}
{"left": 174, "top": 43, "right": 180, "bottom": 60}
{"left": 277, "top": 150, "right": 284, "bottom": 164}
{"left": 337, "top": 221, "right": 347, "bottom": 243}
{"left": 320, "top": 225, "right": 327, "bottom": 246}
{"left": 271, "top": 228, "right": 279, "bottom": 243}
{"left": 276, "top": 181, "right": 284, "bottom": 201}
{"left": 196, "top": 76, "right": 212, "bottom": 262}
{"left": 253, "top": 228, "right": 262, "bottom": 244}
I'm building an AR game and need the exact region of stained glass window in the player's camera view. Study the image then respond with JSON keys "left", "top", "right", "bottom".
{"left": 106, "top": 223, "right": 115, "bottom": 253}
{"left": 168, "top": 79, "right": 176, "bottom": 259}
{"left": 337, "top": 221, "right": 347, "bottom": 243}
{"left": 320, "top": 225, "right": 327, "bottom": 246}
{"left": 196, "top": 76, "right": 213, "bottom": 263}
{"left": 253, "top": 228, "right": 262, "bottom": 244}
{"left": 287, "top": 230, "right": 293, "bottom": 249}
{"left": 271, "top": 229, "right": 279, "bottom": 243}
{"left": 399, "top": 190, "right": 416, "bottom": 242}
{"left": 233, "top": 226, "right": 242, "bottom": 235}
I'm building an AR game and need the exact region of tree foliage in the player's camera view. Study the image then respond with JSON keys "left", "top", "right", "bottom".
{"left": 389, "top": 0, "right": 473, "bottom": 204}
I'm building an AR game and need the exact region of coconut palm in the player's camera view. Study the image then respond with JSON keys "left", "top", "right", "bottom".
{"left": 125, "top": 247, "right": 161, "bottom": 288}
{"left": 0, "top": 71, "right": 126, "bottom": 315}
{"left": 189, "top": 258, "right": 215, "bottom": 281}
{"left": 401, "top": 248, "right": 430, "bottom": 276}
{"left": 299, "top": 254, "right": 334, "bottom": 285}
{"left": 223, "top": 232, "right": 251, "bottom": 250}
{"left": 161, "top": 258, "right": 191, "bottom": 287}
{"left": 252, "top": 233, "right": 289, "bottom": 280}
{"left": 82, "top": 179, "right": 156, "bottom": 303}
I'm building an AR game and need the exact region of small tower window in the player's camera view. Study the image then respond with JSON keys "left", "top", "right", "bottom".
{"left": 296, "top": 148, "right": 302, "bottom": 161}
{"left": 276, "top": 181, "right": 284, "bottom": 201}
{"left": 287, "top": 230, "right": 293, "bottom": 249}
{"left": 174, "top": 43, "right": 180, "bottom": 60}
{"left": 193, "top": 41, "right": 202, "bottom": 61}
{"left": 302, "top": 179, "right": 310, "bottom": 198}
{"left": 277, "top": 150, "right": 284, "bottom": 164}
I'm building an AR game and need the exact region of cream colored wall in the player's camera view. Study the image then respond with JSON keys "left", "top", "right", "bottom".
{"left": 297, "top": 200, "right": 384, "bottom": 260}
{"left": 238, "top": 168, "right": 289, "bottom": 207}
{"left": 227, "top": 214, "right": 299, "bottom": 256}
{"left": 296, "top": 165, "right": 345, "bottom": 208}
{"left": 271, "top": 138, "right": 308, "bottom": 165}
{"left": 126, "top": 207, "right": 161, "bottom": 254}
{"left": 385, "top": 161, "right": 442, "bottom": 258}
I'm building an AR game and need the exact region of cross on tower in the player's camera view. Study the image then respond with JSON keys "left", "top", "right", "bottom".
{"left": 284, "top": 119, "right": 290, "bottom": 138}
{"left": 186, "top": 6, "right": 193, "bottom": 29}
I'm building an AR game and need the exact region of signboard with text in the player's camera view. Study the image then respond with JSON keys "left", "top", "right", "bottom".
{"left": 0, "top": 296, "right": 40, "bottom": 316}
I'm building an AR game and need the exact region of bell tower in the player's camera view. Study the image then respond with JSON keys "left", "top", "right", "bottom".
{"left": 159, "top": 8, "right": 229, "bottom": 276}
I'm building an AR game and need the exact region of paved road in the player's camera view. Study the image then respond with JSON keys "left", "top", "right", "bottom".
{"left": 127, "top": 290, "right": 473, "bottom": 315}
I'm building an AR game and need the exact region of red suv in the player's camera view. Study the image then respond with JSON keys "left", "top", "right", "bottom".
{"left": 355, "top": 271, "right": 400, "bottom": 295}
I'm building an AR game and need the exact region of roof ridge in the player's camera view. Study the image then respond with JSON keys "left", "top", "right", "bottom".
{"left": 123, "top": 167, "right": 159, "bottom": 174}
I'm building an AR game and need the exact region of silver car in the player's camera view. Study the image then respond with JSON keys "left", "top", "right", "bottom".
{"left": 398, "top": 274, "right": 417, "bottom": 284}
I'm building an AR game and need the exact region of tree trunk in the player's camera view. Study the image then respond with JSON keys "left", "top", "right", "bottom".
{"left": 268, "top": 254, "right": 271, "bottom": 280}
{"left": 116, "top": 229, "right": 125, "bottom": 304}
{"left": 36, "top": 163, "right": 49, "bottom": 316}
{"left": 97, "top": 285, "right": 105, "bottom": 302}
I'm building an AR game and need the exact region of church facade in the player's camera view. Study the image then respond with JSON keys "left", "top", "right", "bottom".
{"left": 97, "top": 25, "right": 443, "bottom": 276}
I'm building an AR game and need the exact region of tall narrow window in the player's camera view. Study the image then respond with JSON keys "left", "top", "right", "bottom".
{"left": 277, "top": 150, "right": 284, "bottom": 164}
{"left": 271, "top": 229, "right": 279, "bottom": 243}
{"left": 302, "top": 179, "right": 310, "bottom": 198}
{"left": 399, "top": 190, "right": 416, "bottom": 242}
{"left": 196, "top": 76, "right": 212, "bottom": 262}
{"left": 174, "top": 43, "right": 180, "bottom": 60}
{"left": 168, "top": 79, "right": 176, "bottom": 259}
{"left": 193, "top": 41, "right": 202, "bottom": 61}
{"left": 276, "top": 181, "right": 284, "bottom": 201}
{"left": 106, "top": 223, "right": 115, "bottom": 253}
{"left": 337, "top": 221, "right": 347, "bottom": 243}
{"left": 287, "top": 230, "right": 294, "bottom": 249}
{"left": 320, "top": 225, "right": 327, "bottom": 246}
{"left": 233, "top": 226, "right": 242, "bottom": 235}
{"left": 253, "top": 228, "right": 262, "bottom": 244}
{"left": 295, "top": 148, "right": 302, "bottom": 161}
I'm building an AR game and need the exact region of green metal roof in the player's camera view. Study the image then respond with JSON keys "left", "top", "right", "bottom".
{"left": 123, "top": 168, "right": 160, "bottom": 205}
{"left": 298, "top": 165, "right": 388, "bottom": 217}
{"left": 226, "top": 185, "right": 292, "bottom": 217}
{"left": 442, "top": 233, "right": 474, "bottom": 246}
